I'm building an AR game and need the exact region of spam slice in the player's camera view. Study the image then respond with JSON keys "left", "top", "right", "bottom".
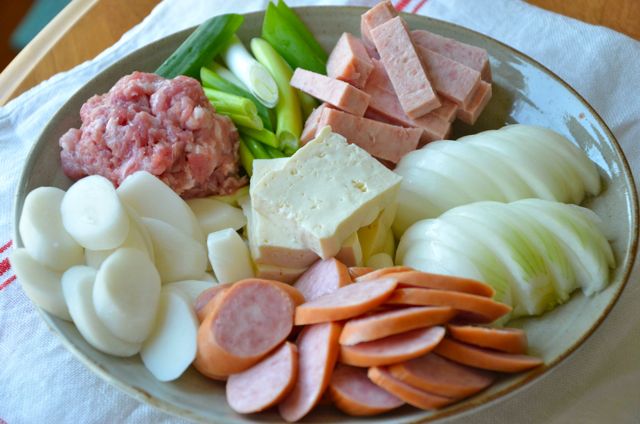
{"left": 388, "top": 353, "right": 495, "bottom": 399}
{"left": 329, "top": 364, "right": 404, "bottom": 416}
{"left": 340, "top": 326, "right": 445, "bottom": 367}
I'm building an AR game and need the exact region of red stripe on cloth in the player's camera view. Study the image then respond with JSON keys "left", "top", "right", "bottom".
{"left": 0, "top": 240, "right": 12, "bottom": 254}
{"left": 0, "top": 275, "right": 16, "bottom": 291}
{"left": 411, "top": 0, "right": 429, "bottom": 13}
{"left": 395, "top": 0, "right": 412, "bottom": 12}
{"left": 0, "top": 258, "right": 10, "bottom": 276}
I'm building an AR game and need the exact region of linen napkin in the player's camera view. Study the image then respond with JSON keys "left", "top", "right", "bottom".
{"left": 1, "top": 0, "right": 639, "bottom": 423}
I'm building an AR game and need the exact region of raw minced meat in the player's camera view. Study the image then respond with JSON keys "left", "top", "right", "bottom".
{"left": 59, "top": 71, "right": 246, "bottom": 198}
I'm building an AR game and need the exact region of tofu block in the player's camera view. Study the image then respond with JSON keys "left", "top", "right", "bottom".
{"left": 415, "top": 45, "right": 481, "bottom": 108}
{"left": 290, "top": 69, "right": 371, "bottom": 116}
{"left": 327, "top": 33, "right": 374, "bottom": 88}
{"left": 317, "top": 107, "right": 421, "bottom": 163}
{"left": 252, "top": 127, "right": 402, "bottom": 259}
{"left": 361, "top": 0, "right": 397, "bottom": 45}
{"left": 412, "top": 29, "right": 492, "bottom": 82}
{"left": 371, "top": 17, "right": 440, "bottom": 118}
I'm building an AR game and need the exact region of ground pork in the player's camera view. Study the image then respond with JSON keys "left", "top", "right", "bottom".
{"left": 59, "top": 71, "right": 246, "bottom": 198}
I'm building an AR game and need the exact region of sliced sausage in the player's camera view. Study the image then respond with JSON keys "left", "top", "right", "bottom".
{"left": 368, "top": 366, "right": 454, "bottom": 410}
{"left": 448, "top": 325, "right": 527, "bottom": 354}
{"left": 434, "top": 338, "right": 543, "bottom": 373}
{"left": 389, "top": 270, "right": 495, "bottom": 297}
{"left": 386, "top": 288, "right": 511, "bottom": 323}
{"left": 269, "top": 280, "right": 306, "bottom": 306}
{"left": 355, "top": 266, "right": 412, "bottom": 282}
{"left": 348, "top": 266, "right": 374, "bottom": 280}
{"left": 226, "top": 342, "right": 298, "bottom": 414}
{"left": 340, "top": 306, "right": 455, "bottom": 345}
{"left": 295, "top": 278, "right": 397, "bottom": 325}
{"left": 388, "top": 353, "right": 495, "bottom": 399}
{"left": 279, "top": 322, "right": 342, "bottom": 422}
{"left": 294, "top": 258, "right": 351, "bottom": 301}
{"left": 339, "top": 326, "right": 445, "bottom": 367}
{"left": 329, "top": 363, "right": 404, "bottom": 416}
{"left": 193, "top": 282, "right": 232, "bottom": 322}
{"left": 194, "top": 279, "right": 295, "bottom": 378}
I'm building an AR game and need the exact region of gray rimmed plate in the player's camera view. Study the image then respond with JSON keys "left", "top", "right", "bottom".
{"left": 12, "top": 6, "right": 639, "bottom": 424}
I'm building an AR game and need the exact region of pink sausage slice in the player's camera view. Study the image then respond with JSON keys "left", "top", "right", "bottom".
{"left": 294, "top": 258, "right": 351, "bottom": 302}
{"left": 295, "top": 278, "right": 397, "bottom": 325}
{"left": 339, "top": 326, "right": 445, "bottom": 367}
{"left": 226, "top": 342, "right": 299, "bottom": 414}
{"left": 329, "top": 363, "right": 404, "bottom": 416}
{"left": 316, "top": 107, "right": 421, "bottom": 163}
{"left": 435, "top": 338, "right": 543, "bottom": 373}
{"left": 327, "top": 32, "right": 374, "bottom": 88}
{"left": 290, "top": 69, "right": 371, "bottom": 116}
{"left": 371, "top": 17, "right": 440, "bottom": 118}
{"left": 194, "top": 279, "right": 295, "bottom": 378}
{"left": 279, "top": 322, "right": 342, "bottom": 422}
{"left": 448, "top": 325, "right": 528, "bottom": 354}
{"left": 194, "top": 282, "right": 233, "bottom": 322}
{"left": 388, "top": 353, "right": 495, "bottom": 399}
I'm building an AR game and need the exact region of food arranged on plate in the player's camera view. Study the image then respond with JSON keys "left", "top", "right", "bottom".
{"left": 12, "top": 0, "right": 618, "bottom": 421}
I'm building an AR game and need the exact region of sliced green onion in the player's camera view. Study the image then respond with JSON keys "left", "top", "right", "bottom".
{"left": 201, "top": 66, "right": 274, "bottom": 131}
{"left": 204, "top": 87, "right": 257, "bottom": 116}
{"left": 209, "top": 62, "right": 246, "bottom": 89}
{"left": 238, "top": 138, "right": 254, "bottom": 176}
{"left": 155, "top": 14, "right": 244, "bottom": 79}
{"left": 250, "top": 38, "right": 302, "bottom": 154}
{"left": 262, "top": 2, "right": 326, "bottom": 74}
{"left": 276, "top": 0, "right": 328, "bottom": 61}
{"left": 221, "top": 35, "right": 279, "bottom": 108}
{"left": 227, "top": 113, "right": 263, "bottom": 130}
{"left": 265, "top": 145, "right": 286, "bottom": 159}
{"left": 240, "top": 127, "right": 278, "bottom": 149}
{"left": 244, "top": 136, "right": 270, "bottom": 160}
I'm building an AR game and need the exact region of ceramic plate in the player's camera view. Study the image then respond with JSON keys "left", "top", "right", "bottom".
{"left": 13, "top": 6, "right": 639, "bottom": 423}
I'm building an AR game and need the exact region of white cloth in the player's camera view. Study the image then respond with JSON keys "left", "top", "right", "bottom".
{"left": 1, "top": 0, "right": 639, "bottom": 423}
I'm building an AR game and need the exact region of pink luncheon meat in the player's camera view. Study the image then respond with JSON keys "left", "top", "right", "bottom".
{"left": 412, "top": 29, "right": 492, "bottom": 82}
{"left": 290, "top": 69, "right": 371, "bottom": 116}
{"left": 360, "top": 1, "right": 397, "bottom": 46}
{"left": 316, "top": 107, "right": 421, "bottom": 163}
{"left": 371, "top": 17, "right": 440, "bottom": 118}
{"left": 457, "top": 81, "right": 492, "bottom": 125}
{"left": 301, "top": 103, "right": 331, "bottom": 145}
{"left": 327, "top": 33, "right": 374, "bottom": 88}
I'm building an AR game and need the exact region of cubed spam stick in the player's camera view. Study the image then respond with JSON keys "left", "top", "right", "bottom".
{"left": 326, "top": 32, "right": 374, "bottom": 89}
{"left": 250, "top": 38, "right": 303, "bottom": 154}
{"left": 200, "top": 66, "right": 273, "bottom": 131}
{"left": 262, "top": 2, "right": 326, "bottom": 74}
{"left": 360, "top": 0, "right": 397, "bottom": 45}
{"left": 370, "top": 17, "right": 440, "bottom": 118}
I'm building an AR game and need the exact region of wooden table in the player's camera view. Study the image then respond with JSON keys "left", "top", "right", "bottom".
{"left": 0, "top": 0, "right": 638, "bottom": 106}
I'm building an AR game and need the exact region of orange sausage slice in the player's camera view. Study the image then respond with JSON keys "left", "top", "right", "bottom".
{"left": 194, "top": 282, "right": 232, "bottom": 322}
{"left": 295, "top": 278, "right": 397, "bottom": 325}
{"left": 434, "top": 338, "right": 543, "bottom": 373}
{"left": 329, "top": 364, "right": 404, "bottom": 416}
{"left": 226, "top": 342, "right": 299, "bottom": 414}
{"left": 294, "top": 258, "right": 351, "bottom": 301}
{"left": 279, "top": 322, "right": 342, "bottom": 422}
{"left": 390, "top": 270, "right": 495, "bottom": 298}
{"left": 388, "top": 353, "right": 495, "bottom": 399}
{"left": 270, "top": 280, "right": 306, "bottom": 306}
{"left": 387, "top": 288, "right": 511, "bottom": 323}
{"left": 368, "top": 366, "right": 454, "bottom": 410}
{"left": 348, "top": 266, "right": 374, "bottom": 280}
{"left": 339, "top": 326, "right": 445, "bottom": 367}
{"left": 448, "top": 325, "right": 527, "bottom": 354}
{"left": 340, "top": 306, "right": 455, "bottom": 345}
{"left": 355, "top": 266, "right": 412, "bottom": 282}
{"left": 194, "top": 279, "right": 295, "bottom": 378}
